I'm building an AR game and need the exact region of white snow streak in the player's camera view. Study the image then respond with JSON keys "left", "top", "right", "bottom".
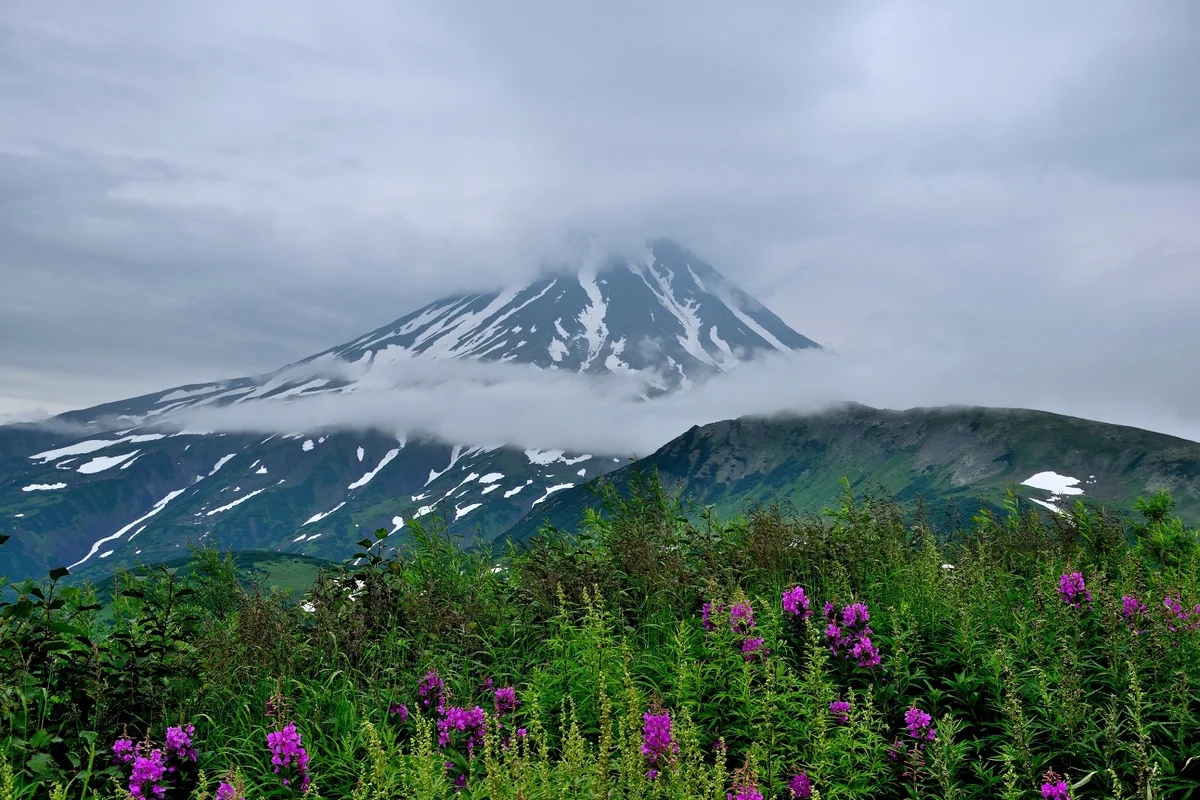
{"left": 209, "top": 454, "right": 237, "bottom": 476}
{"left": 455, "top": 503, "right": 482, "bottom": 520}
{"left": 205, "top": 488, "right": 267, "bottom": 515}
{"left": 22, "top": 482, "right": 67, "bottom": 491}
{"left": 303, "top": 502, "right": 346, "bottom": 525}
{"left": 68, "top": 488, "right": 188, "bottom": 569}
{"left": 77, "top": 451, "right": 140, "bottom": 474}
{"left": 1021, "top": 472, "right": 1084, "bottom": 496}
{"left": 532, "top": 484, "right": 574, "bottom": 507}
{"left": 348, "top": 447, "right": 401, "bottom": 490}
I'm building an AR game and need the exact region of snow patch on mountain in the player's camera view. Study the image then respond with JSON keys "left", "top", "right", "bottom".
{"left": 77, "top": 451, "right": 140, "bottom": 474}
{"left": 69, "top": 488, "right": 188, "bottom": 569}
{"left": 348, "top": 447, "right": 401, "bottom": 490}
{"left": 205, "top": 488, "right": 267, "bottom": 515}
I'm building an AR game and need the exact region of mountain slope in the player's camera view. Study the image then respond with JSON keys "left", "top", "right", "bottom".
{"left": 507, "top": 403, "right": 1200, "bottom": 540}
{"left": 0, "top": 240, "right": 819, "bottom": 581}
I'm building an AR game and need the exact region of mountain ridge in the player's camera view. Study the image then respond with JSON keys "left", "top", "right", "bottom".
{"left": 507, "top": 401, "right": 1200, "bottom": 542}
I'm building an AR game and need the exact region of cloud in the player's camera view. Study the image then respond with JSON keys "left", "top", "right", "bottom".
{"left": 0, "top": 0, "right": 1198, "bottom": 432}
{"left": 144, "top": 341, "right": 1200, "bottom": 456}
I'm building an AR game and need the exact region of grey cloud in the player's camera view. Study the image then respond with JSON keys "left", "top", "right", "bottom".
{"left": 0, "top": 0, "right": 1198, "bottom": 440}
{"left": 146, "top": 341, "right": 1200, "bottom": 456}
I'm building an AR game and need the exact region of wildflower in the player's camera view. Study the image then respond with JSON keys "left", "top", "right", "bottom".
{"left": 824, "top": 599, "right": 881, "bottom": 669}
{"left": 842, "top": 602, "right": 870, "bottom": 628}
{"left": 266, "top": 721, "right": 311, "bottom": 792}
{"left": 1163, "top": 595, "right": 1200, "bottom": 633}
{"left": 494, "top": 686, "right": 519, "bottom": 717}
{"left": 438, "top": 706, "right": 487, "bottom": 754}
{"left": 1058, "top": 572, "right": 1092, "bottom": 608}
{"left": 418, "top": 670, "right": 447, "bottom": 716}
{"left": 712, "top": 738, "right": 726, "bottom": 751}
{"left": 214, "top": 773, "right": 246, "bottom": 800}
{"left": 112, "top": 738, "right": 136, "bottom": 766}
{"left": 389, "top": 702, "right": 409, "bottom": 720}
{"left": 164, "top": 724, "right": 197, "bottom": 764}
{"left": 887, "top": 739, "right": 903, "bottom": 762}
{"left": 647, "top": 769, "right": 659, "bottom": 781}
{"left": 128, "top": 748, "right": 168, "bottom": 800}
{"left": 1041, "top": 770, "right": 1070, "bottom": 800}
{"left": 726, "top": 767, "right": 764, "bottom": 800}
{"left": 789, "top": 772, "right": 813, "bottom": 799}
{"left": 829, "top": 700, "right": 850, "bottom": 726}
{"left": 904, "top": 706, "right": 935, "bottom": 747}
{"left": 741, "top": 637, "right": 769, "bottom": 660}
{"left": 729, "top": 602, "right": 756, "bottom": 635}
{"left": 641, "top": 709, "right": 679, "bottom": 775}
{"left": 702, "top": 602, "right": 723, "bottom": 631}
{"left": 1121, "top": 595, "right": 1149, "bottom": 634}
{"left": 782, "top": 586, "right": 812, "bottom": 620}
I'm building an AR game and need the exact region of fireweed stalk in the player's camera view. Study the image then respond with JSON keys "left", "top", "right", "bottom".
{"left": 1058, "top": 572, "right": 1092, "bottom": 609}
{"left": 111, "top": 725, "right": 198, "bottom": 800}
{"left": 824, "top": 600, "right": 882, "bottom": 669}
{"left": 264, "top": 687, "right": 311, "bottom": 793}
{"left": 641, "top": 707, "right": 678, "bottom": 780}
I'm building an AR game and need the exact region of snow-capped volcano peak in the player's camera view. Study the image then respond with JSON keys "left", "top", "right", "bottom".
{"left": 317, "top": 239, "right": 819, "bottom": 389}
{"left": 0, "top": 239, "right": 822, "bottom": 580}
{"left": 42, "top": 240, "right": 817, "bottom": 426}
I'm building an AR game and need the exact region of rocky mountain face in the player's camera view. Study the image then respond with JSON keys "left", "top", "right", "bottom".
{"left": 0, "top": 240, "right": 821, "bottom": 580}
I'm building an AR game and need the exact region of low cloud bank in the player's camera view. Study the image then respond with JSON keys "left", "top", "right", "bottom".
{"left": 135, "top": 343, "right": 1200, "bottom": 456}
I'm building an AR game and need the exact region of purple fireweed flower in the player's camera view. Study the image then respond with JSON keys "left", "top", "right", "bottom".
{"left": 851, "top": 636, "right": 882, "bottom": 668}
{"left": 712, "top": 738, "right": 726, "bottom": 751}
{"left": 646, "top": 768, "right": 659, "bottom": 781}
{"left": 741, "top": 637, "right": 769, "bottom": 660}
{"left": 112, "top": 738, "right": 136, "bottom": 765}
{"left": 1042, "top": 781, "right": 1070, "bottom": 800}
{"left": 1041, "top": 770, "right": 1071, "bottom": 800}
{"left": 1162, "top": 595, "right": 1200, "bottom": 633}
{"left": 905, "top": 706, "right": 935, "bottom": 746}
{"left": 418, "top": 670, "right": 447, "bottom": 716}
{"left": 494, "top": 686, "right": 519, "bottom": 717}
{"left": 214, "top": 776, "right": 247, "bottom": 800}
{"left": 782, "top": 586, "right": 812, "bottom": 620}
{"left": 842, "top": 602, "right": 870, "bottom": 628}
{"left": 702, "top": 602, "right": 723, "bottom": 631}
{"left": 164, "top": 724, "right": 197, "bottom": 764}
{"left": 824, "top": 600, "right": 880, "bottom": 668}
{"left": 266, "top": 722, "right": 311, "bottom": 792}
{"left": 389, "top": 702, "right": 409, "bottom": 720}
{"left": 1121, "top": 595, "right": 1149, "bottom": 634}
{"left": 1058, "top": 572, "right": 1092, "bottom": 608}
{"left": 726, "top": 775, "right": 764, "bottom": 800}
{"left": 438, "top": 706, "right": 487, "bottom": 754}
{"left": 128, "top": 748, "right": 168, "bottom": 800}
{"left": 829, "top": 700, "right": 851, "bottom": 725}
{"left": 789, "top": 772, "right": 814, "bottom": 799}
{"left": 729, "top": 602, "right": 756, "bottom": 635}
{"left": 641, "top": 711, "right": 679, "bottom": 767}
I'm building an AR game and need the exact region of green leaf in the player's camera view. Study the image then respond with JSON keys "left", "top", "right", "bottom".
{"left": 27, "top": 752, "right": 53, "bottom": 774}
{"left": 48, "top": 567, "right": 70, "bottom": 581}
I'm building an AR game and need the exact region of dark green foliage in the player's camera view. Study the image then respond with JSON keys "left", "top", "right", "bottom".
{"left": 1, "top": 478, "right": 1199, "bottom": 799}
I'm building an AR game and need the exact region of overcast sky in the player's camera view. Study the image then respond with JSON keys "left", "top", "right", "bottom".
{"left": 2, "top": 2, "right": 1199, "bottom": 438}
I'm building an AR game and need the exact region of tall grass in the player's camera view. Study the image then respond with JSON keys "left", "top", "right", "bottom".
{"left": 1, "top": 477, "right": 1199, "bottom": 798}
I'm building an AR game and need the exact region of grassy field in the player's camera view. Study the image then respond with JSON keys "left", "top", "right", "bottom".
{"left": 2, "top": 475, "right": 1199, "bottom": 799}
